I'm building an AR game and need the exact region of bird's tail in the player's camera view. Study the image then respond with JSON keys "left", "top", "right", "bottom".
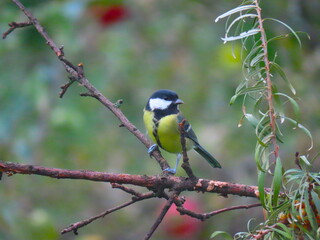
{"left": 194, "top": 144, "right": 221, "bottom": 168}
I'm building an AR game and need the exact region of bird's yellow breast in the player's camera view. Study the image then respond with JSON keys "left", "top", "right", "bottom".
{"left": 143, "top": 109, "right": 193, "bottom": 153}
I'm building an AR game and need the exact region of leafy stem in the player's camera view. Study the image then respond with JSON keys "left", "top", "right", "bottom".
{"left": 253, "top": 0, "right": 279, "bottom": 159}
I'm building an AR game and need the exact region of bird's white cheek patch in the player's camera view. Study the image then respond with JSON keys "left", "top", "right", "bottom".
{"left": 149, "top": 98, "right": 171, "bottom": 110}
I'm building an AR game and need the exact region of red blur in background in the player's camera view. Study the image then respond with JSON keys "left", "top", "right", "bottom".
{"left": 88, "top": 4, "right": 129, "bottom": 26}
{"left": 161, "top": 198, "right": 203, "bottom": 239}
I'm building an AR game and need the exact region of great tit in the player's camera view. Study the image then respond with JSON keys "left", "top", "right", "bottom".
{"left": 143, "top": 89, "right": 221, "bottom": 173}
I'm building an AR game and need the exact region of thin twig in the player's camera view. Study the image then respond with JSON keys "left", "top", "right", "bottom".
{"left": 61, "top": 192, "right": 156, "bottom": 235}
{"left": 111, "top": 183, "right": 145, "bottom": 198}
{"left": 179, "top": 119, "right": 196, "bottom": 179}
{"left": 177, "top": 202, "right": 261, "bottom": 221}
{"left": 295, "top": 152, "right": 302, "bottom": 170}
{"left": 2, "top": 21, "right": 32, "bottom": 39}
{"left": 11, "top": 0, "right": 77, "bottom": 71}
{"left": 144, "top": 192, "right": 178, "bottom": 240}
{"left": 59, "top": 78, "right": 75, "bottom": 98}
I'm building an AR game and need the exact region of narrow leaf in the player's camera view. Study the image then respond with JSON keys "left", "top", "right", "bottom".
{"left": 243, "top": 45, "right": 262, "bottom": 68}
{"left": 304, "top": 191, "right": 318, "bottom": 231}
{"left": 272, "top": 157, "right": 283, "bottom": 206}
{"left": 311, "top": 191, "right": 320, "bottom": 218}
{"left": 237, "top": 85, "right": 266, "bottom": 95}
{"left": 299, "top": 155, "right": 312, "bottom": 167}
{"left": 274, "top": 92, "right": 300, "bottom": 120}
{"left": 229, "top": 94, "right": 238, "bottom": 105}
{"left": 250, "top": 53, "right": 264, "bottom": 67}
{"left": 258, "top": 171, "right": 267, "bottom": 209}
{"left": 273, "top": 223, "right": 292, "bottom": 238}
{"left": 225, "top": 14, "right": 258, "bottom": 38}
{"left": 253, "top": 96, "right": 263, "bottom": 116}
{"left": 215, "top": 5, "right": 256, "bottom": 22}
{"left": 264, "top": 18, "right": 302, "bottom": 48}
{"left": 255, "top": 144, "right": 266, "bottom": 171}
{"left": 210, "top": 231, "right": 233, "bottom": 239}
{"left": 222, "top": 29, "right": 260, "bottom": 43}
{"left": 245, "top": 67, "right": 265, "bottom": 81}
{"left": 284, "top": 117, "right": 313, "bottom": 150}
{"left": 270, "top": 62, "right": 296, "bottom": 95}
{"left": 268, "top": 200, "right": 290, "bottom": 222}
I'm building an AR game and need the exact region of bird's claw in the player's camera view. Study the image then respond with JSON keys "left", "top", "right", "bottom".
{"left": 163, "top": 167, "right": 176, "bottom": 174}
{"left": 148, "top": 144, "right": 158, "bottom": 157}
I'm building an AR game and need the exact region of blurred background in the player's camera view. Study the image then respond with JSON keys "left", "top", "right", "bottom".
{"left": 0, "top": 0, "right": 319, "bottom": 239}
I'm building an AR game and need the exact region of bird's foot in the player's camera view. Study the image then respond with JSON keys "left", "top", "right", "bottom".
{"left": 148, "top": 144, "right": 158, "bottom": 157}
{"left": 163, "top": 167, "right": 176, "bottom": 174}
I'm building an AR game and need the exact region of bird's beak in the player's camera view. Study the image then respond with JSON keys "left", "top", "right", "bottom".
{"left": 174, "top": 99, "right": 184, "bottom": 105}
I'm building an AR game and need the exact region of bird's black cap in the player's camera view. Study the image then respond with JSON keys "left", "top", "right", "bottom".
{"left": 149, "top": 89, "right": 179, "bottom": 101}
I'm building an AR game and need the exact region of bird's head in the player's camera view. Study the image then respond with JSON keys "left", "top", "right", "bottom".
{"left": 146, "top": 89, "right": 184, "bottom": 112}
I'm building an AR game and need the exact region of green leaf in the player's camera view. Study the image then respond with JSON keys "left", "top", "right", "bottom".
{"left": 273, "top": 222, "right": 293, "bottom": 239}
{"left": 272, "top": 86, "right": 285, "bottom": 123}
{"left": 229, "top": 94, "right": 238, "bottom": 105}
{"left": 311, "top": 151, "right": 320, "bottom": 164}
{"left": 237, "top": 85, "right": 266, "bottom": 95}
{"left": 284, "top": 117, "right": 313, "bottom": 150}
{"left": 299, "top": 155, "right": 312, "bottom": 167}
{"left": 225, "top": 14, "right": 258, "bottom": 37}
{"left": 268, "top": 200, "right": 290, "bottom": 222}
{"left": 274, "top": 92, "right": 300, "bottom": 121}
{"left": 215, "top": 5, "right": 257, "bottom": 22}
{"left": 264, "top": 18, "right": 302, "bottom": 48}
{"left": 304, "top": 190, "right": 318, "bottom": 231}
{"left": 242, "top": 38, "right": 262, "bottom": 65}
{"left": 268, "top": 31, "right": 310, "bottom": 44}
{"left": 270, "top": 62, "right": 296, "bottom": 95}
{"left": 268, "top": 33, "right": 291, "bottom": 43}
{"left": 210, "top": 231, "right": 233, "bottom": 239}
{"left": 253, "top": 96, "right": 263, "bottom": 116}
{"left": 257, "top": 124, "right": 271, "bottom": 147}
{"left": 245, "top": 67, "right": 265, "bottom": 81}
{"left": 250, "top": 52, "right": 264, "bottom": 67}
{"left": 243, "top": 45, "right": 263, "bottom": 68}
{"left": 235, "top": 80, "right": 247, "bottom": 93}
{"left": 311, "top": 191, "right": 320, "bottom": 218}
{"left": 222, "top": 29, "right": 260, "bottom": 43}
{"left": 255, "top": 144, "right": 267, "bottom": 171}
{"left": 272, "top": 157, "right": 283, "bottom": 206}
{"left": 258, "top": 171, "right": 267, "bottom": 209}
{"left": 244, "top": 113, "right": 258, "bottom": 125}
{"left": 275, "top": 120, "right": 285, "bottom": 143}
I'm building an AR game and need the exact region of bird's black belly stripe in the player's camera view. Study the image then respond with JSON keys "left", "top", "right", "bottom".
{"left": 152, "top": 118, "right": 163, "bottom": 149}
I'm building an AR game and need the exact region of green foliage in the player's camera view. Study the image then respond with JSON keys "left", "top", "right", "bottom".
{"left": 215, "top": 0, "right": 319, "bottom": 238}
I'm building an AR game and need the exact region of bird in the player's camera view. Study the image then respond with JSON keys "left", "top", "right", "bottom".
{"left": 143, "top": 89, "right": 221, "bottom": 174}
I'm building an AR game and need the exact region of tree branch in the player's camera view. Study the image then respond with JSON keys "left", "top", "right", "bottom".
{"left": 179, "top": 119, "right": 196, "bottom": 179}
{"left": 0, "top": 161, "right": 260, "bottom": 198}
{"left": 177, "top": 202, "right": 262, "bottom": 221}
{"left": 2, "top": 21, "right": 32, "bottom": 39}
{"left": 61, "top": 192, "right": 156, "bottom": 235}
{"left": 111, "top": 183, "right": 147, "bottom": 198}
{"left": 144, "top": 192, "right": 178, "bottom": 240}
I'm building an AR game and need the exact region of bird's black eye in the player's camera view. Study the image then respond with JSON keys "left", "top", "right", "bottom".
{"left": 164, "top": 97, "right": 169, "bottom": 100}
